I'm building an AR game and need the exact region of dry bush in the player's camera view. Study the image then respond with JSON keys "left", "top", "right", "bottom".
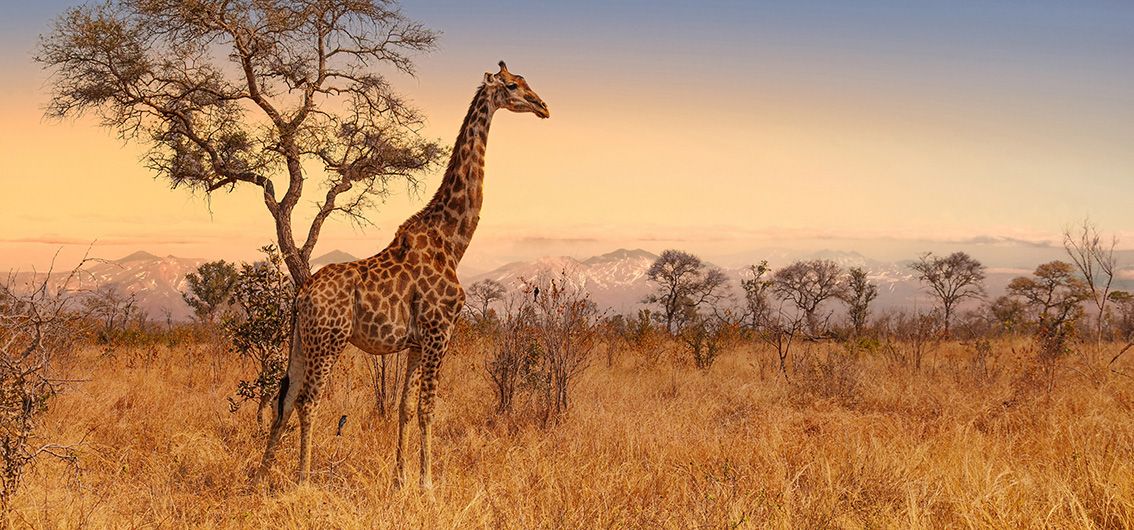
{"left": 223, "top": 246, "right": 294, "bottom": 426}
{"left": 0, "top": 265, "right": 88, "bottom": 519}
{"left": 679, "top": 313, "right": 742, "bottom": 370}
{"left": 878, "top": 310, "right": 944, "bottom": 372}
{"left": 483, "top": 295, "right": 540, "bottom": 415}
{"left": 609, "top": 309, "right": 676, "bottom": 367}
{"left": 480, "top": 273, "right": 602, "bottom": 424}
{"left": 791, "top": 345, "right": 863, "bottom": 406}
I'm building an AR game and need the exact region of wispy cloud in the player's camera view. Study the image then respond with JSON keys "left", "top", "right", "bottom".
{"left": 935, "top": 235, "right": 1057, "bottom": 249}
{"left": 0, "top": 235, "right": 204, "bottom": 246}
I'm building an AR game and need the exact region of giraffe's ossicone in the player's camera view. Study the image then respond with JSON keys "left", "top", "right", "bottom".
{"left": 253, "top": 61, "right": 549, "bottom": 489}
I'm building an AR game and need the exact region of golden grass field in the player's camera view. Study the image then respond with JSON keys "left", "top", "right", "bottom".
{"left": 11, "top": 334, "right": 1134, "bottom": 529}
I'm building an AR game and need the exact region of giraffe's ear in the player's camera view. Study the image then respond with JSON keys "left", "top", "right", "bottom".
{"left": 483, "top": 72, "right": 499, "bottom": 85}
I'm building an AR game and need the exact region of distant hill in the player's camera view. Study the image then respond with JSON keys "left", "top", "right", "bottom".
{"left": 312, "top": 250, "right": 360, "bottom": 270}
{"left": 9, "top": 251, "right": 206, "bottom": 321}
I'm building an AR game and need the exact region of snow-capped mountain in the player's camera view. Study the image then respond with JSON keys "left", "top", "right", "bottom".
{"left": 466, "top": 249, "right": 659, "bottom": 312}
{"left": 9, "top": 251, "right": 207, "bottom": 321}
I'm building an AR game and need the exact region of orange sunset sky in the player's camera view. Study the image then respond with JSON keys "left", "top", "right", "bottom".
{"left": 2, "top": 1, "right": 1133, "bottom": 274}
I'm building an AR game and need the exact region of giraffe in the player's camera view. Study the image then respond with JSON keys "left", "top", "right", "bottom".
{"left": 251, "top": 61, "right": 548, "bottom": 489}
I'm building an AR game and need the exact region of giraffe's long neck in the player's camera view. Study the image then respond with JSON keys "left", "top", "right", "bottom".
{"left": 421, "top": 85, "right": 495, "bottom": 259}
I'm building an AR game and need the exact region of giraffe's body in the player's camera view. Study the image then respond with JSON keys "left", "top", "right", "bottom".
{"left": 254, "top": 62, "right": 549, "bottom": 488}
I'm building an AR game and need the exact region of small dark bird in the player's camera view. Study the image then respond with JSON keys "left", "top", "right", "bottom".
{"left": 336, "top": 415, "right": 348, "bottom": 436}
{"left": 533, "top": 286, "right": 540, "bottom": 301}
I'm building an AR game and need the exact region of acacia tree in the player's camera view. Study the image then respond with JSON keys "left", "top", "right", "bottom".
{"left": 1063, "top": 219, "right": 1119, "bottom": 342}
{"left": 182, "top": 260, "right": 238, "bottom": 322}
{"left": 37, "top": 0, "right": 445, "bottom": 284}
{"left": 841, "top": 267, "right": 878, "bottom": 337}
{"left": 1005, "top": 261, "right": 1090, "bottom": 378}
{"left": 1109, "top": 291, "right": 1134, "bottom": 342}
{"left": 909, "top": 252, "right": 985, "bottom": 336}
{"left": 642, "top": 250, "right": 728, "bottom": 334}
{"left": 771, "top": 259, "right": 846, "bottom": 336}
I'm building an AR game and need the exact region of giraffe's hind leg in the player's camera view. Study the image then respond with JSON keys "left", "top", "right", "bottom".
{"left": 394, "top": 348, "right": 422, "bottom": 489}
{"left": 252, "top": 334, "right": 305, "bottom": 486}
{"left": 294, "top": 341, "right": 344, "bottom": 483}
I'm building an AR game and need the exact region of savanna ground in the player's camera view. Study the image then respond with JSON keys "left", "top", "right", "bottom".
{"left": 10, "top": 330, "right": 1134, "bottom": 529}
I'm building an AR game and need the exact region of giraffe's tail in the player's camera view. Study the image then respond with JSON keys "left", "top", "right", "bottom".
{"left": 276, "top": 322, "right": 303, "bottom": 424}
{"left": 274, "top": 317, "right": 304, "bottom": 425}
{"left": 254, "top": 310, "right": 304, "bottom": 486}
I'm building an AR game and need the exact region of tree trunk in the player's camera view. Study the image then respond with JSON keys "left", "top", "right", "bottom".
{"left": 942, "top": 303, "right": 953, "bottom": 338}
{"left": 274, "top": 217, "right": 311, "bottom": 286}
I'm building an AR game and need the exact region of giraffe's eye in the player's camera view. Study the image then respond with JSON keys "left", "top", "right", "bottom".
{"left": 506, "top": 83, "right": 518, "bottom": 90}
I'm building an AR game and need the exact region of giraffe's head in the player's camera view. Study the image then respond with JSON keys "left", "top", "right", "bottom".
{"left": 484, "top": 61, "right": 550, "bottom": 119}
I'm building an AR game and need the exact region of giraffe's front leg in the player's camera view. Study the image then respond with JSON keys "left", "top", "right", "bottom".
{"left": 394, "top": 349, "right": 422, "bottom": 489}
{"left": 417, "top": 331, "right": 449, "bottom": 490}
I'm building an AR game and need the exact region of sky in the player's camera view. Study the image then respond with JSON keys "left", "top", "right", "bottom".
{"left": 1, "top": 1, "right": 1133, "bottom": 274}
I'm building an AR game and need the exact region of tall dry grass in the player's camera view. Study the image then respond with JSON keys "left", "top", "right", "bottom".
{"left": 9, "top": 334, "right": 1134, "bottom": 528}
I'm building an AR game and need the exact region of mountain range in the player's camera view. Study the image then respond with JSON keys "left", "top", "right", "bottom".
{"left": 10, "top": 248, "right": 1132, "bottom": 322}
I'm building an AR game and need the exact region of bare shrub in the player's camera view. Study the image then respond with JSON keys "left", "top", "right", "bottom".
{"left": 0, "top": 264, "right": 88, "bottom": 516}
{"left": 740, "top": 263, "right": 804, "bottom": 378}
{"left": 1063, "top": 219, "right": 1118, "bottom": 342}
{"left": 366, "top": 352, "right": 405, "bottom": 418}
{"left": 482, "top": 275, "right": 603, "bottom": 421}
{"left": 616, "top": 309, "right": 674, "bottom": 367}
{"left": 879, "top": 310, "right": 944, "bottom": 372}
{"left": 756, "top": 305, "right": 807, "bottom": 380}
{"left": 680, "top": 312, "right": 738, "bottom": 370}
{"left": 82, "top": 285, "right": 140, "bottom": 347}
{"left": 483, "top": 293, "right": 540, "bottom": 415}
{"left": 528, "top": 275, "right": 602, "bottom": 424}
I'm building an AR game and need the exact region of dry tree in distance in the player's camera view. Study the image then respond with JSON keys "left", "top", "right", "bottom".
{"left": 643, "top": 250, "right": 728, "bottom": 334}
{"left": 909, "top": 252, "right": 986, "bottom": 337}
{"left": 771, "top": 259, "right": 846, "bottom": 337}
{"left": 1063, "top": 219, "right": 1119, "bottom": 343}
{"left": 36, "top": 0, "right": 445, "bottom": 284}
{"left": 842, "top": 267, "right": 878, "bottom": 337}
{"left": 182, "top": 260, "right": 239, "bottom": 323}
